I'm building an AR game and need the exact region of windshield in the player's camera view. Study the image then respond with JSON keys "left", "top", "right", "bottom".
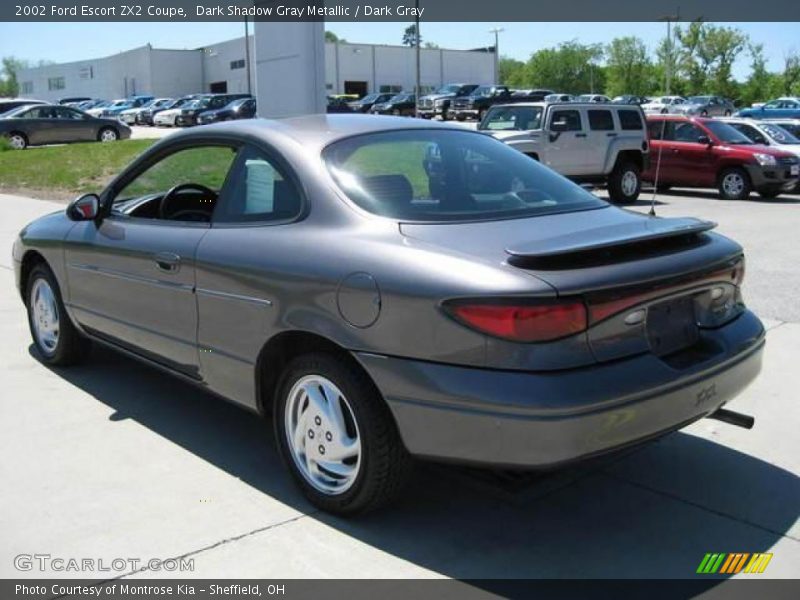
{"left": 761, "top": 123, "right": 800, "bottom": 144}
{"left": 688, "top": 96, "right": 712, "bottom": 104}
{"left": 110, "top": 100, "right": 127, "bottom": 107}
{"left": 2, "top": 105, "right": 37, "bottom": 118}
{"left": 704, "top": 120, "right": 755, "bottom": 144}
{"left": 480, "top": 106, "right": 543, "bottom": 131}
{"left": 390, "top": 94, "right": 412, "bottom": 102}
{"left": 323, "top": 129, "right": 605, "bottom": 222}
{"left": 470, "top": 86, "right": 493, "bottom": 97}
{"left": 773, "top": 122, "right": 800, "bottom": 137}
{"left": 359, "top": 94, "right": 379, "bottom": 103}
{"left": 576, "top": 95, "right": 594, "bottom": 101}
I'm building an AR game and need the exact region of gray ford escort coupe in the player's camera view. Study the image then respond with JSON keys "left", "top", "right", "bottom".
{"left": 13, "top": 115, "right": 764, "bottom": 514}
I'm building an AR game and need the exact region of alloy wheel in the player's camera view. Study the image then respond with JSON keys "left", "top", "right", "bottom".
{"left": 621, "top": 170, "right": 639, "bottom": 197}
{"left": 9, "top": 134, "right": 26, "bottom": 149}
{"left": 722, "top": 172, "right": 745, "bottom": 197}
{"left": 284, "top": 375, "right": 362, "bottom": 495}
{"left": 100, "top": 129, "right": 118, "bottom": 142}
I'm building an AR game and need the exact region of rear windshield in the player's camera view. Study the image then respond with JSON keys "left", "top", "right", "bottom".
{"left": 323, "top": 129, "right": 606, "bottom": 222}
{"left": 480, "top": 106, "right": 543, "bottom": 131}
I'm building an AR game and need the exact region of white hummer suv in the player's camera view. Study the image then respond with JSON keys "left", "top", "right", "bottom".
{"left": 479, "top": 102, "right": 650, "bottom": 204}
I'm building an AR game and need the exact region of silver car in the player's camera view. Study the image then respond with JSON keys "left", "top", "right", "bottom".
{"left": 675, "top": 96, "right": 735, "bottom": 117}
{"left": 14, "top": 116, "right": 764, "bottom": 514}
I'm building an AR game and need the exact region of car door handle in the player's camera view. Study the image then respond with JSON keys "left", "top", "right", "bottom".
{"left": 606, "top": 132, "right": 618, "bottom": 137}
{"left": 575, "top": 133, "right": 587, "bottom": 138}
{"left": 154, "top": 252, "right": 181, "bottom": 273}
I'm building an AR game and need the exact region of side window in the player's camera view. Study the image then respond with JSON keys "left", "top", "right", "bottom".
{"left": 672, "top": 122, "right": 705, "bottom": 143}
{"left": 214, "top": 145, "right": 302, "bottom": 223}
{"left": 648, "top": 120, "right": 673, "bottom": 140}
{"left": 588, "top": 110, "right": 614, "bottom": 131}
{"left": 24, "top": 106, "right": 54, "bottom": 119}
{"left": 618, "top": 110, "right": 643, "bottom": 130}
{"left": 732, "top": 124, "right": 767, "bottom": 145}
{"left": 54, "top": 107, "right": 83, "bottom": 120}
{"left": 550, "top": 110, "right": 582, "bottom": 131}
{"left": 115, "top": 145, "right": 237, "bottom": 203}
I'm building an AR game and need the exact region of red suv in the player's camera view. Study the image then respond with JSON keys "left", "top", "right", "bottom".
{"left": 644, "top": 115, "right": 800, "bottom": 199}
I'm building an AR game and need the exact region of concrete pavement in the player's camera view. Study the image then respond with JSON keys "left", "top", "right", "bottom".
{"left": 0, "top": 192, "right": 797, "bottom": 581}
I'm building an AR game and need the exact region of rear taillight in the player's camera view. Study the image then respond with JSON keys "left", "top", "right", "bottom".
{"left": 444, "top": 300, "right": 587, "bottom": 343}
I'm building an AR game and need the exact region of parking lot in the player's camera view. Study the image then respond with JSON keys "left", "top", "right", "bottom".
{"left": 0, "top": 187, "right": 798, "bottom": 582}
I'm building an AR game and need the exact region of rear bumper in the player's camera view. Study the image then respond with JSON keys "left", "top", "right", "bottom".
{"left": 356, "top": 310, "right": 764, "bottom": 468}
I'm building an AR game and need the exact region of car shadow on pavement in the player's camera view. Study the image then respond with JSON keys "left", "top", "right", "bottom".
{"left": 32, "top": 345, "right": 799, "bottom": 579}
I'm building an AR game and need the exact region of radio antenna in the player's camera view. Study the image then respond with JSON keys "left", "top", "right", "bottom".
{"left": 649, "top": 116, "right": 668, "bottom": 217}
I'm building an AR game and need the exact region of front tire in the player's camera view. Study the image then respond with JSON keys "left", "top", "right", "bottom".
{"left": 718, "top": 167, "right": 752, "bottom": 200}
{"left": 275, "top": 353, "right": 412, "bottom": 515}
{"left": 26, "top": 264, "right": 89, "bottom": 366}
{"left": 7, "top": 132, "right": 28, "bottom": 150}
{"left": 608, "top": 161, "right": 642, "bottom": 204}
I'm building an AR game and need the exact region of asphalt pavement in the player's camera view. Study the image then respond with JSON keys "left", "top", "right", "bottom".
{"left": 0, "top": 190, "right": 798, "bottom": 582}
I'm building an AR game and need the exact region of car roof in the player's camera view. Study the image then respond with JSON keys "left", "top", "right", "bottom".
{"left": 166, "top": 114, "right": 472, "bottom": 153}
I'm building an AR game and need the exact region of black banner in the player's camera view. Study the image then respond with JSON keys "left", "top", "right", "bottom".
{"left": 3, "top": 0, "right": 800, "bottom": 22}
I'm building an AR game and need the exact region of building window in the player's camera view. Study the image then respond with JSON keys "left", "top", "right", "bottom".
{"left": 21, "top": 81, "right": 33, "bottom": 94}
{"left": 230, "top": 59, "right": 245, "bottom": 70}
{"left": 379, "top": 85, "right": 402, "bottom": 94}
{"left": 48, "top": 77, "right": 65, "bottom": 91}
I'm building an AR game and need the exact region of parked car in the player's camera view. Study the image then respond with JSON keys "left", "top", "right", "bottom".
{"left": 326, "top": 96, "right": 354, "bottom": 113}
{"left": 511, "top": 89, "right": 555, "bottom": 101}
{"left": 544, "top": 94, "right": 574, "bottom": 103}
{"left": 722, "top": 118, "right": 800, "bottom": 192}
{"left": 643, "top": 115, "right": 799, "bottom": 199}
{"left": 612, "top": 95, "right": 648, "bottom": 105}
{"left": 642, "top": 96, "right": 686, "bottom": 114}
{"left": 197, "top": 97, "right": 257, "bottom": 125}
{"left": 347, "top": 93, "right": 394, "bottom": 114}
{"left": 737, "top": 97, "right": 800, "bottom": 119}
{"left": 174, "top": 94, "right": 251, "bottom": 127}
{"left": 575, "top": 94, "right": 611, "bottom": 103}
{"left": 143, "top": 96, "right": 198, "bottom": 126}
{"left": 119, "top": 98, "right": 173, "bottom": 125}
{"left": 479, "top": 102, "right": 649, "bottom": 204}
{"left": 369, "top": 93, "right": 416, "bottom": 116}
{"left": 87, "top": 96, "right": 153, "bottom": 118}
{"left": 0, "top": 98, "right": 45, "bottom": 116}
{"left": 58, "top": 96, "right": 93, "bottom": 105}
{"left": 75, "top": 99, "right": 106, "bottom": 111}
{"left": 13, "top": 115, "right": 763, "bottom": 515}
{"left": 674, "top": 96, "right": 735, "bottom": 117}
{"left": 451, "top": 86, "right": 514, "bottom": 121}
{"left": 417, "top": 84, "right": 479, "bottom": 120}
{"left": 0, "top": 104, "right": 131, "bottom": 149}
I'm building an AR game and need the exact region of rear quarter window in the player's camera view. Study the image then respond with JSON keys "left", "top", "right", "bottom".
{"left": 618, "top": 109, "right": 644, "bottom": 130}
{"left": 588, "top": 110, "right": 614, "bottom": 131}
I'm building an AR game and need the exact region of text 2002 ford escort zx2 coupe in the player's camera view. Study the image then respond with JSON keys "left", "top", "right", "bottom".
{"left": 13, "top": 115, "right": 764, "bottom": 514}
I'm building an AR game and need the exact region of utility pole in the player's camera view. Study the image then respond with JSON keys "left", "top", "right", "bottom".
{"left": 659, "top": 10, "right": 680, "bottom": 95}
{"left": 488, "top": 27, "right": 504, "bottom": 85}
{"left": 415, "top": 0, "right": 421, "bottom": 117}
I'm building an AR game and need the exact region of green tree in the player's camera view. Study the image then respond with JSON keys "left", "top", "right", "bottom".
{"left": 402, "top": 25, "right": 420, "bottom": 48}
{"left": 674, "top": 23, "right": 747, "bottom": 97}
{"left": 524, "top": 41, "right": 605, "bottom": 94}
{"left": 0, "top": 57, "right": 30, "bottom": 98}
{"left": 605, "top": 36, "right": 652, "bottom": 97}
{"left": 324, "top": 31, "right": 347, "bottom": 44}
{"left": 783, "top": 51, "right": 800, "bottom": 96}
{"left": 498, "top": 57, "right": 526, "bottom": 87}
{"left": 741, "top": 44, "right": 770, "bottom": 107}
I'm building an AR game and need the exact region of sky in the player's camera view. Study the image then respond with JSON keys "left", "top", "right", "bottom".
{"left": 0, "top": 22, "right": 797, "bottom": 80}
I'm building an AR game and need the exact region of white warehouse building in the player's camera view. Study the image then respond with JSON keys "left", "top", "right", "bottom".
{"left": 17, "top": 35, "right": 496, "bottom": 105}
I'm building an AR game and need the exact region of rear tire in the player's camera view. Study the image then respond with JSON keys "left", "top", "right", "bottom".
{"left": 607, "top": 161, "right": 642, "bottom": 204}
{"left": 718, "top": 167, "right": 752, "bottom": 200}
{"left": 274, "top": 353, "right": 412, "bottom": 515}
{"left": 26, "top": 263, "right": 90, "bottom": 366}
{"left": 7, "top": 132, "right": 27, "bottom": 150}
{"left": 98, "top": 127, "right": 119, "bottom": 143}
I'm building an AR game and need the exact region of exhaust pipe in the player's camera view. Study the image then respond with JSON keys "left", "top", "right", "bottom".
{"left": 707, "top": 408, "right": 755, "bottom": 429}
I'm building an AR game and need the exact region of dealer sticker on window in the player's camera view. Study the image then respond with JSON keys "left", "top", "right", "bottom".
{"left": 791, "top": 165, "right": 799, "bottom": 176}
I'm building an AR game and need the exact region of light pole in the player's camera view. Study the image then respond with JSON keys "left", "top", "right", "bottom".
{"left": 415, "top": 0, "right": 421, "bottom": 117}
{"left": 244, "top": 16, "right": 252, "bottom": 96}
{"left": 488, "top": 27, "right": 504, "bottom": 85}
{"left": 658, "top": 11, "right": 680, "bottom": 95}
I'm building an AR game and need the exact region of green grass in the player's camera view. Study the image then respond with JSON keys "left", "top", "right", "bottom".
{"left": 0, "top": 139, "right": 156, "bottom": 198}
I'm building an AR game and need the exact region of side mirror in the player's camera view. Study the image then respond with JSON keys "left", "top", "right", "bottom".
{"left": 67, "top": 193, "right": 100, "bottom": 221}
{"left": 697, "top": 135, "right": 713, "bottom": 145}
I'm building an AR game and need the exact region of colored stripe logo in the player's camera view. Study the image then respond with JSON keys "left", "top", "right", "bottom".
{"left": 696, "top": 552, "right": 773, "bottom": 574}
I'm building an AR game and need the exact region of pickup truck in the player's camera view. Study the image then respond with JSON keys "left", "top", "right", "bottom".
{"left": 451, "top": 86, "right": 514, "bottom": 121}
{"left": 417, "top": 83, "right": 479, "bottom": 120}
{"left": 479, "top": 101, "right": 650, "bottom": 204}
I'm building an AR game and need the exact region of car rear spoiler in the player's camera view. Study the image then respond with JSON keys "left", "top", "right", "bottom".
{"left": 505, "top": 216, "right": 717, "bottom": 269}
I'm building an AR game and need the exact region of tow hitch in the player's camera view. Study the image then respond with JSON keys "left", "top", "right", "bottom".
{"left": 707, "top": 408, "right": 755, "bottom": 429}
